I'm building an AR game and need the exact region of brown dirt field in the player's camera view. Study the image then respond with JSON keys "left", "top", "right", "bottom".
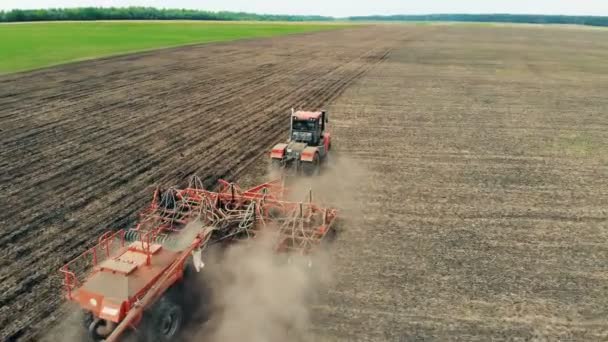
{"left": 237, "top": 24, "right": 608, "bottom": 341}
{"left": 2, "top": 24, "right": 608, "bottom": 341}
{"left": 0, "top": 27, "right": 396, "bottom": 341}
{"left": 310, "top": 25, "right": 608, "bottom": 341}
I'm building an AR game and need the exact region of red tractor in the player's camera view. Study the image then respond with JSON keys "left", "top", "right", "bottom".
{"left": 270, "top": 109, "right": 331, "bottom": 175}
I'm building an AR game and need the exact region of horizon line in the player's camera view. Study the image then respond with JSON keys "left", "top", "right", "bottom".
{"left": 1, "top": 7, "right": 607, "bottom": 19}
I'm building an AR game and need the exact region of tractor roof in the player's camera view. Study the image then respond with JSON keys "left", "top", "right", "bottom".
{"left": 293, "top": 111, "right": 322, "bottom": 120}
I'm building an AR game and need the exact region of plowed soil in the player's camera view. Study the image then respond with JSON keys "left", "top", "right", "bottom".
{"left": 310, "top": 24, "right": 608, "bottom": 341}
{"left": 2, "top": 24, "right": 608, "bottom": 342}
{"left": 237, "top": 24, "right": 608, "bottom": 341}
{"left": 0, "top": 27, "right": 396, "bottom": 341}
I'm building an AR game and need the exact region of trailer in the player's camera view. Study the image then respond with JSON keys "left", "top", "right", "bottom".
{"left": 60, "top": 177, "right": 337, "bottom": 341}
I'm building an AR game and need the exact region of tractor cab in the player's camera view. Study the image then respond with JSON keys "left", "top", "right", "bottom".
{"left": 290, "top": 110, "right": 328, "bottom": 146}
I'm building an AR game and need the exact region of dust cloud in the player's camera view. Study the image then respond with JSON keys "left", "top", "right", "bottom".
{"left": 270, "top": 155, "right": 367, "bottom": 214}
{"left": 42, "top": 303, "right": 89, "bottom": 342}
{"left": 186, "top": 155, "right": 367, "bottom": 342}
{"left": 44, "top": 156, "right": 366, "bottom": 342}
{"left": 189, "top": 234, "right": 330, "bottom": 342}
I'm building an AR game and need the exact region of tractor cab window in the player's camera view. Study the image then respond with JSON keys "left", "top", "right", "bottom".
{"left": 292, "top": 119, "right": 317, "bottom": 131}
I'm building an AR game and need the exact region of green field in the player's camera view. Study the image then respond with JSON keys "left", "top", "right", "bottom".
{"left": 0, "top": 21, "right": 347, "bottom": 74}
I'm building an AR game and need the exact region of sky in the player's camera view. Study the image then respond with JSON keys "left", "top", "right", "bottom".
{"left": 1, "top": 0, "right": 608, "bottom": 17}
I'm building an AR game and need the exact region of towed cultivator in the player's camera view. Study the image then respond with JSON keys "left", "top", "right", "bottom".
{"left": 60, "top": 177, "right": 337, "bottom": 341}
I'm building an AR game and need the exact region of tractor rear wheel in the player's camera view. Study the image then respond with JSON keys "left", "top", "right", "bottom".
{"left": 302, "top": 154, "right": 320, "bottom": 176}
{"left": 141, "top": 296, "right": 183, "bottom": 342}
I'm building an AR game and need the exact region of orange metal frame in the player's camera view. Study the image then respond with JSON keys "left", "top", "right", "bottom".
{"left": 59, "top": 179, "right": 336, "bottom": 341}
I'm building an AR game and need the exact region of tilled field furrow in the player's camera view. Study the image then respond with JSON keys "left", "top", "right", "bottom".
{"left": 317, "top": 24, "right": 608, "bottom": 341}
{"left": 1, "top": 53, "right": 279, "bottom": 141}
{"left": 0, "top": 61, "right": 271, "bottom": 153}
{"left": 1, "top": 56, "right": 380, "bottom": 336}
{"left": 0, "top": 41, "right": 346, "bottom": 186}
{"left": 0, "top": 33, "right": 360, "bottom": 122}
{"left": 0, "top": 57, "right": 343, "bottom": 249}
{"left": 1, "top": 55, "right": 318, "bottom": 187}
{"left": 0, "top": 40, "right": 389, "bottom": 268}
{"left": 0, "top": 26, "right": 407, "bottom": 341}
{"left": 0, "top": 38, "right": 393, "bottom": 242}
{"left": 0, "top": 48, "right": 252, "bottom": 114}
{"left": 6, "top": 24, "right": 608, "bottom": 342}
{"left": 10, "top": 45, "right": 399, "bottom": 335}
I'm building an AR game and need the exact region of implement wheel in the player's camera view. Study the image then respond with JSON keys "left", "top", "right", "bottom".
{"left": 88, "top": 318, "right": 116, "bottom": 341}
{"left": 302, "top": 154, "right": 320, "bottom": 176}
{"left": 82, "top": 310, "right": 94, "bottom": 329}
{"left": 142, "top": 296, "right": 183, "bottom": 342}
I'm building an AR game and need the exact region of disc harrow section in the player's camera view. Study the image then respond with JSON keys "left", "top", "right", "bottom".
{"left": 140, "top": 177, "right": 338, "bottom": 254}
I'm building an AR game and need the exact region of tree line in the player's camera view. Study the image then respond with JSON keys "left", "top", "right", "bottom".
{"left": 1, "top": 9, "right": 607, "bottom": 27}
{"left": 0, "top": 7, "right": 333, "bottom": 22}
{"left": 347, "top": 14, "right": 608, "bottom": 27}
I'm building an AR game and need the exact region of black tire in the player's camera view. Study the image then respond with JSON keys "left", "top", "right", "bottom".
{"left": 82, "top": 310, "right": 94, "bottom": 329}
{"left": 88, "top": 319, "right": 115, "bottom": 341}
{"left": 141, "top": 296, "right": 184, "bottom": 342}
{"left": 302, "top": 154, "right": 320, "bottom": 176}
